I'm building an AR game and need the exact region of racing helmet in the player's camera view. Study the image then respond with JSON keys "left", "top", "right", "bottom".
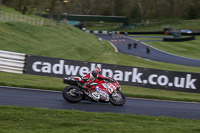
{"left": 93, "top": 67, "right": 101, "bottom": 74}
{"left": 91, "top": 71, "right": 98, "bottom": 78}
{"left": 91, "top": 67, "right": 101, "bottom": 78}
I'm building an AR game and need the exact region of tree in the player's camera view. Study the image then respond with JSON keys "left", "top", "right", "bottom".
{"left": 2, "top": 0, "right": 200, "bottom": 21}
{"left": 136, "top": 0, "right": 144, "bottom": 20}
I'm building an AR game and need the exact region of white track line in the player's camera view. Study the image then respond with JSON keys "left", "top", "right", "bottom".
{"left": 129, "top": 37, "right": 200, "bottom": 61}
{"left": 127, "top": 97, "right": 200, "bottom": 104}
{"left": 108, "top": 41, "right": 118, "bottom": 53}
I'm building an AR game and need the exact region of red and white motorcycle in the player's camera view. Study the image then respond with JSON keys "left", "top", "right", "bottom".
{"left": 62, "top": 76, "right": 126, "bottom": 106}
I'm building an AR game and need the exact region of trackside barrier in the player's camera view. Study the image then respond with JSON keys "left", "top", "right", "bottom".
{"left": 83, "top": 29, "right": 120, "bottom": 35}
{"left": 25, "top": 55, "right": 200, "bottom": 93}
{"left": 102, "top": 31, "right": 108, "bottom": 34}
{"left": 0, "top": 50, "right": 26, "bottom": 74}
{"left": 82, "top": 29, "right": 200, "bottom": 36}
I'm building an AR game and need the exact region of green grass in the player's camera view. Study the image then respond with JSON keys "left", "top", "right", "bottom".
{"left": 1, "top": 5, "right": 46, "bottom": 19}
{"left": 0, "top": 22, "right": 108, "bottom": 61}
{"left": 1, "top": 5, "right": 22, "bottom": 14}
{"left": 0, "top": 106, "right": 200, "bottom": 133}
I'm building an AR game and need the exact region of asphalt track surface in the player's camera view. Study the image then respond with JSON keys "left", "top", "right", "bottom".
{"left": 96, "top": 34, "right": 200, "bottom": 67}
{"left": 1, "top": 86, "right": 200, "bottom": 120}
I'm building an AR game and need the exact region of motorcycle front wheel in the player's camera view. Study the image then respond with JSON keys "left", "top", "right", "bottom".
{"left": 109, "top": 90, "right": 126, "bottom": 106}
{"left": 62, "top": 85, "right": 83, "bottom": 103}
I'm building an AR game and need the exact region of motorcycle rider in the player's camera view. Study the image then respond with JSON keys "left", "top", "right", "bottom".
{"left": 81, "top": 67, "right": 112, "bottom": 100}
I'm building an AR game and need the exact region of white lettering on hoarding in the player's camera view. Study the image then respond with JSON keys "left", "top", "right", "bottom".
{"left": 32, "top": 61, "right": 41, "bottom": 72}
{"left": 113, "top": 70, "right": 123, "bottom": 81}
{"left": 65, "top": 65, "right": 80, "bottom": 75}
{"left": 157, "top": 75, "right": 169, "bottom": 86}
{"left": 52, "top": 60, "right": 64, "bottom": 74}
{"left": 79, "top": 67, "right": 89, "bottom": 76}
{"left": 148, "top": 74, "right": 158, "bottom": 85}
{"left": 124, "top": 71, "right": 132, "bottom": 82}
{"left": 30, "top": 60, "right": 198, "bottom": 90}
{"left": 186, "top": 74, "right": 197, "bottom": 89}
{"left": 41, "top": 62, "right": 51, "bottom": 73}
{"left": 132, "top": 68, "right": 143, "bottom": 83}
{"left": 174, "top": 77, "right": 185, "bottom": 88}
{"left": 102, "top": 69, "right": 113, "bottom": 77}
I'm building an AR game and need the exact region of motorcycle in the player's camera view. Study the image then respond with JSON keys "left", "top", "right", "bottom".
{"left": 62, "top": 76, "right": 126, "bottom": 106}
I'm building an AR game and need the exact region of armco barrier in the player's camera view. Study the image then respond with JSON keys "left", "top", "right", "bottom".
{"left": 24, "top": 55, "right": 200, "bottom": 93}
{"left": 0, "top": 50, "right": 26, "bottom": 74}
{"left": 120, "top": 31, "right": 164, "bottom": 34}
{"left": 84, "top": 29, "right": 120, "bottom": 35}
{"left": 83, "top": 29, "right": 200, "bottom": 36}
{"left": 83, "top": 29, "right": 164, "bottom": 35}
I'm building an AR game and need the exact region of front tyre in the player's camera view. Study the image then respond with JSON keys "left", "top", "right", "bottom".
{"left": 62, "top": 85, "right": 83, "bottom": 103}
{"left": 110, "top": 90, "right": 126, "bottom": 106}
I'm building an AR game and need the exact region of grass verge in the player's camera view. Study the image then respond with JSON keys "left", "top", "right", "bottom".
{"left": 0, "top": 106, "right": 200, "bottom": 133}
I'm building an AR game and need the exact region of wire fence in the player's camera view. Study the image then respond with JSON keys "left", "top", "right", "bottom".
{"left": 0, "top": 11, "right": 57, "bottom": 26}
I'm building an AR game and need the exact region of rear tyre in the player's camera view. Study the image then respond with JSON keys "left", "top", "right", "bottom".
{"left": 110, "top": 90, "right": 126, "bottom": 106}
{"left": 62, "top": 85, "right": 83, "bottom": 103}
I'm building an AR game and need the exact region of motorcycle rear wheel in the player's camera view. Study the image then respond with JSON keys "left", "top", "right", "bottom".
{"left": 109, "top": 90, "right": 126, "bottom": 106}
{"left": 62, "top": 85, "right": 83, "bottom": 103}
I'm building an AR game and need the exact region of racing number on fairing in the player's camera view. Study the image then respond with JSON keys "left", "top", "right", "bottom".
{"left": 104, "top": 83, "right": 116, "bottom": 93}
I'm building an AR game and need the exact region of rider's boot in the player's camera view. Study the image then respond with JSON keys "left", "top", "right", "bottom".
{"left": 82, "top": 87, "right": 89, "bottom": 95}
